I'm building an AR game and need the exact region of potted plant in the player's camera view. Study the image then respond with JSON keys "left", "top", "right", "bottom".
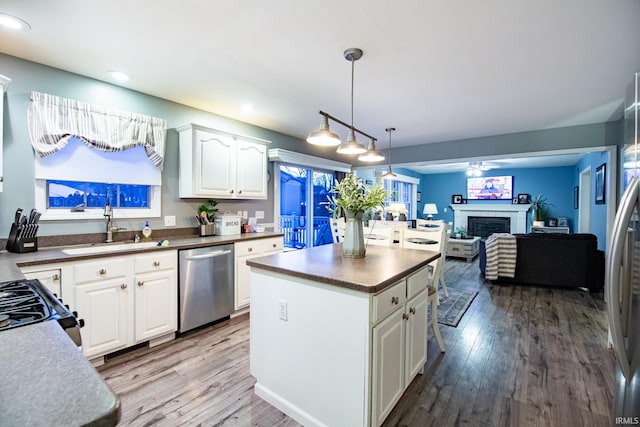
{"left": 327, "top": 174, "right": 386, "bottom": 258}
{"left": 197, "top": 199, "right": 219, "bottom": 235}
{"left": 530, "top": 194, "right": 550, "bottom": 227}
{"left": 455, "top": 226, "right": 467, "bottom": 239}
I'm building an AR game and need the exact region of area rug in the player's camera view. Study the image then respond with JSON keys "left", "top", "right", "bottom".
{"left": 435, "top": 288, "right": 478, "bottom": 327}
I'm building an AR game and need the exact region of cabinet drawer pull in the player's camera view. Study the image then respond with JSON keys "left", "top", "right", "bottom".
{"left": 99, "top": 269, "right": 107, "bottom": 275}
{"left": 402, "top": 313, "right": 409, "bottom": 320}
{"left": 238, "top": 190, "right": 243, "bottom": 194}
{"left": 230, "top": 189, "right": 234, "bottom": 194}
{"left": 272, "top": 243, "right": 277, "bottom": 248}
{"left": 53, "top": 274, "right": 60, "bottom": 281}
{"left": 153, "top": 261, "right": 160, "bottom": 267}
{"left": 137, "top": 281, "right": 144, "bottom": 287}
{"left": 391, "top": 296, "right": 399, "bottom": 305}
{"left": 410, "top": 307, "right": 416, "bottom": 315}
{"left": 248, "top": 247, "right": 253, "bottom": 252}
{"left": 120, "top": 283, "right": 127, "bottom": 289}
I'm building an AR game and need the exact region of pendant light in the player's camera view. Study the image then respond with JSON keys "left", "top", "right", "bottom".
{"left": 306, "top": 113, "right": 341, "bottom": 146}
{"left": 336, "top": 48, "right": 367, "bottom": 155}
{"left": 358, "top": 137, "right": 385, "bottom": 162}
{"left": 382, "top": 127, "right": 397, "bottom": 180}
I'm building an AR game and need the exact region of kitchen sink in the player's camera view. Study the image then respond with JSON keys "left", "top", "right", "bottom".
{"left": 61, "top": 241, "right": 162, "bottom": 255}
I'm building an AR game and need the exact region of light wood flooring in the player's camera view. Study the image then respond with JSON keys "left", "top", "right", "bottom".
{"left": 98, "top": 257, "right": 615, "bottom": 427}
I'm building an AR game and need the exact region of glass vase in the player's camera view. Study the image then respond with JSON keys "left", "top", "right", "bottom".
{"left": 342, "top": 211, "right": 366, "bottom": 258}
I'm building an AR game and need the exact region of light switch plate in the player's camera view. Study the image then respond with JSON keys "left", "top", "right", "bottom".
{"left": 279, "top": 300, "right": 288, "bottom": 321}
{"left": 164, "top": 215, "right": 176, "bottom": 226}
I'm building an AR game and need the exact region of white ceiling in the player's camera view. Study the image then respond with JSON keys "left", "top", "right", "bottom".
{"left": 0, "top": 0, "right": 639, "bottom": 171}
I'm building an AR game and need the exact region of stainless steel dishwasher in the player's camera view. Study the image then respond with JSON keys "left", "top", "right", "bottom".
{"left": 178, "top": 244, "right": 234, "bottom": 333}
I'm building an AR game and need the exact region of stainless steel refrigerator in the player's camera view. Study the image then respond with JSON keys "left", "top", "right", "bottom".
{"left": 607, "top": 71, "right": 640, "bottom": 424}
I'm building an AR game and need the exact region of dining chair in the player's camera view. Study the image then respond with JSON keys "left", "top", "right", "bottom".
{"left": 362, "top": 224, "right": 394, "bottom": 247}
{"left": 401, "top": 228, "right": 446, "bottom": 352}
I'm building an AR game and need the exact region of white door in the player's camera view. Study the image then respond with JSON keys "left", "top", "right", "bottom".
{"left": 404, "top": 290, "right": 427, "bottom": 385}
{"left": 197, "top": 130, "right": 236, "bottom": 196}
{"left": 134, "top": 270, "right": 177, "bottom": 342}
{"left": 76, "top": 278, "right": 130, "bottom": 358}
{"left": 372, "top": 309, "right": 405, "bottom": 426}
{"left": 579, "top": 166, "right": 592, "bottom": 233}
{"left": 236, "top": 140, "right": 267, "bottom": 199}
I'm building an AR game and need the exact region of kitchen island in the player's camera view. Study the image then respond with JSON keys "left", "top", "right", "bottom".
{"left": 247, "top": 243, "right": 440, "bottom": 427}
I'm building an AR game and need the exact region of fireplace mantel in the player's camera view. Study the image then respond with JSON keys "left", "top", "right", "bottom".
{"left": 451, "top": 204, "right": 531, "bottom": 234}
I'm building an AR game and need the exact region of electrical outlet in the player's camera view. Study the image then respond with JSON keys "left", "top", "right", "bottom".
{"left": 279, "top": 300, "right": 288, "bottom": 321}
{"left": 255, "top": 210, "right": 264, "bottom": 219}
{"left": 164, "top": 215, "right": 176, "bottom": 227}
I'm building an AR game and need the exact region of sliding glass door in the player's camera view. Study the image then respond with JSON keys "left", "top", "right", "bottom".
{"left": 279, "top": 165, "right": 335, "bottom": 249}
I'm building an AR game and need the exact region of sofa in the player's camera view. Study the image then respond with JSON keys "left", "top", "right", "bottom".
{"left": 479, "top": 233, "right": 605, "bottom": 292}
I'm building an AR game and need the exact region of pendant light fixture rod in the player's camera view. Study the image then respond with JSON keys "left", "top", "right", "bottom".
{"left": 317, "top": 110, "right": 377, "bottom": 142}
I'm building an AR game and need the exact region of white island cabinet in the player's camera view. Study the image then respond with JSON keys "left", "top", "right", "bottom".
{"left": 248, "top": 244, "right": 439, "bottom": 427}
{"left": 177, "top": 123, "right": 269, "bottom": 199}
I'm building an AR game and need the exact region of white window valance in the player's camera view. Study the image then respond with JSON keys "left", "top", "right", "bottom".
{"left": 27, "top": 91, "right": 167, "bottom": 169}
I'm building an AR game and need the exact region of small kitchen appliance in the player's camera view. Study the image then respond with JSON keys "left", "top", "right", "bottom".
{"left": 0, "top": 279, "right": 83, "bottom": 346}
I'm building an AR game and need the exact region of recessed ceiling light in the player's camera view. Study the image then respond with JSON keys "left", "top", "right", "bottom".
{"left": 108, "top": 70, "right": 130, "bottom": 81}
{"left": 0, "top": 13, "right": 31, "bottom": 31}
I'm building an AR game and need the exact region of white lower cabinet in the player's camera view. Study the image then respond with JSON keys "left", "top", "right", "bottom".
{"left": 20, "top": 266, "right": 62, "bottom": 297}
{"left": 234, "top": 237, "right": 283, "bottom": 310}
{"left": 59, "top": 250, "right": 177, "bottom": 360}
{"left": 76, "top": 276, "right": 132, "bottom": 359}
{"left": 371, "top": 271, "right": 427, "bottom": 426}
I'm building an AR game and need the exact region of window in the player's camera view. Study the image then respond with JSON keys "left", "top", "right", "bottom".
{"left": 28, "top": 91, "right": 166, "bottom": 220}
{"left": 47, "top": 180, "right": 150, "bottom": 209}
{"left": 382, "top": 173, "right": 420, "bottom": 219}
{"left": 34, "top": 137, "right": 161, "bottom": 220}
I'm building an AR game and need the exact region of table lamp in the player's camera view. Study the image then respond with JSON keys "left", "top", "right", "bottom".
{"left": 423, "top": 203, "right": 438, "bottom": 220}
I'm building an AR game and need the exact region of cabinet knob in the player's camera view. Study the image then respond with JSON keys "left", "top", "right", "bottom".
{"left": 120, "top": 283, "right": 127, "bottom": 289}
{"left": 402, "top": 313, "right": 409, "bottom": 320}
{"left": 137, "top": 281, "right": 144, "bottom": 287}
{"left": 391, "top": 296, "right": 399, "bottom": 305}
{"left": 238, "top": 190, "right": 243, "bottom": 194}
{"left": 230, "top": 189, "right": 234, "bottom": 194}
{"left": 99, "top": 269, "right": 106, "bottom": 275}
{"left": 153, "top": 261, "right": 160, "bottom": 267}
{"left": 410, "top": 307, "right": 416, "bottom": 315}
{"left": 248, "top": 247, "right": 253, "bottom": 252}
{"left": 272, "top": 244, "right": 277, "bottom": 248}
{"left": 53, "top": 274, "right": 60, "bottom": 281}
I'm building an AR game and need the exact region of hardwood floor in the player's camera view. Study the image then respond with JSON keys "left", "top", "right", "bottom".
{"left": 98, "top": 257, "right": 614, "bottom": 427}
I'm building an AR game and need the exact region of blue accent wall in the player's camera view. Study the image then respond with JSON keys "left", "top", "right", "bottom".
{"left": 419, "top": 161, "right": 609, "bottom": 250}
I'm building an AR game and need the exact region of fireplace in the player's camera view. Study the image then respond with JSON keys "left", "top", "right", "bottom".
{"left": 468, "top": 216, "right": 510, "bottom": 238}
{"left": 451, "top": 203, "right": 531, "bottom": 234}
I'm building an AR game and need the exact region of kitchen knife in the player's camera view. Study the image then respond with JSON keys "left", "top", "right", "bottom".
{"left": 33, "top": 212, "right": 41, "bottom": 224}
{"left": 14, "top": 208, "right": 22, "bottom": 225}
{"left": 28, "top": 208, "right": 37, "bottom": 224}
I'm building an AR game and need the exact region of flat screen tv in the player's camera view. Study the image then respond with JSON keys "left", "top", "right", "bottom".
{"left": 467, "top": 176, "right": 513, "bottom": 200}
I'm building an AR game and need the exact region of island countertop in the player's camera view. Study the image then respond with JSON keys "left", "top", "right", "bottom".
{"left": 247, "top": 243, "right": 440, "bottom": 294}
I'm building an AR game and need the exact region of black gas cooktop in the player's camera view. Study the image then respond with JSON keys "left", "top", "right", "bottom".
{"left": 0, "top": 279, "right": 51, "bottom": 330}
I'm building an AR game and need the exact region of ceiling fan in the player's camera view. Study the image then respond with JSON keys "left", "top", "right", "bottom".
{"left": 466, "top": 161, "right": 499, "bottom": 176}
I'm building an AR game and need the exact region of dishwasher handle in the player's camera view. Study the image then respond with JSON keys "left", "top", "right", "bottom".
{"left": 184, "top": 249, "right": 232, "bottom": 261}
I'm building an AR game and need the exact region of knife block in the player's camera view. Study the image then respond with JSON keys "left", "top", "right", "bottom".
{"left": 6, "top": 223, "right": 38, "bottom": 253}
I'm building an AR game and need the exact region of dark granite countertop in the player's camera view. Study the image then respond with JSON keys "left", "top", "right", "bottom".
{"left": 0, "top": 231, "right": 282, "bottom": 426}
{"left": 0, "top": 321, "right": 121, "bottom": 427}
{"left": 247, "top": 243, "right": 440, "bottom": 293}
{"left": 0, "top": 232, "right": 283, "bottom": 281}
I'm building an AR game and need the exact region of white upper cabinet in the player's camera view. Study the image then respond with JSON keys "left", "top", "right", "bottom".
{"left": 178, "top": 123, "right": 269, "bottom": 199}
{"left": 0, "top": 74, "right": 11, "bottom": 192}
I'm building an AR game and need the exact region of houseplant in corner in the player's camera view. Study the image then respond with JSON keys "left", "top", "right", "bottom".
{"left": 328, "top": 174, "right": 386, "bottom": 258}
{"left": 530, "top": 194, "right": 550, "bottom": 227}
